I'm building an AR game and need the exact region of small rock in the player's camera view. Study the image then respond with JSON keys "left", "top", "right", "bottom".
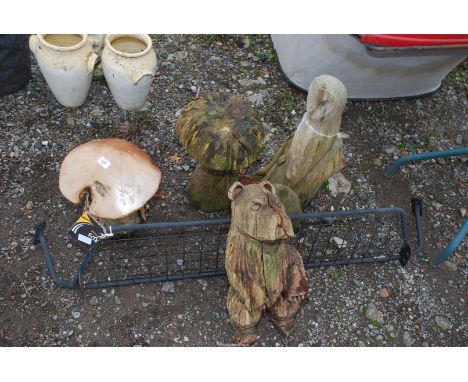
{"left": 353, "top": 279, "right": 362, "bottom": 288}
{"left": 162, "top": 281, "right": 175, "bottom": 293}
{"left": 238, "top": 77, "right": 267, "bottom": 87}
{"left": 435, "top": 316, "right": 452, "bottom": 331}
{"left": 432, "top": 202, "right": 443, "bottom": 210}
{"left": 141, "top": 302, "right": 149, "bottom": 308}
{"left": 256, "top": 77, "right": 267, "bottom": 86}
{"left": 190, "top": 86, "right": 197, "bottom": 94}
{"left": 403, "top": 331, "right": 415, "bottom": 347}
{"left": 174, "top": 51, "right": 188, "bottom": 60}
{"left": 41, "top": 140, "right": 48, "bottom": 146}
{"left": 66, "top": 116, "right": 74, "bottom": 126}
{"left": 238, "top": 78, "right": 254, "bottom": 87}
{"left": 90, "top": 108, "right": 101, "bottom": 117}
{"left": 25, "top": 200, "right": 34, "bottom": 210}
{"left": 114, "top": 296, "right": 121, "bottom": 305}
{"left": 373, "top": 158, "right": 382, "bottom": 167}
{"left": 182, "top": 165, "right": 190, "bottom": 171}
{"left": 380, "top": 288, "right": 389, "bottom": 298}
{"left": 236, "top": 37, "right": 249, "bottom": 49}
{"left": 365, "top": 302, "right": 384, "bottom": 324}
{"left": 385, "top": 324, "right": 395, "bottom": 340}
{"left": 443, "top": 261, "right": 458, "bottom": 272}
{"left": 460, "top": 208, "right": 467, "bottom": 217}
{"left": 219, "top": 310, "right": 229, "bottom": 320}
{"left": 71, "top": 307, "right": 81, "bottom": 319}
{"left": 89, "top": 296, "right": 99, "bottom": 306}
{"left": 198, "top": 279, "right": 208, "bottom": 290}
{"left": 332, "top": 237, "right": 347, "bottom": 249}
{"left": 246, "top": 92, "right": 264, "bottom": 106}
{"left": 328, "top": 172, "right": 351, "bottom": 197}
{"left": 384, "top": 146, "right": 397, "bottom": 155}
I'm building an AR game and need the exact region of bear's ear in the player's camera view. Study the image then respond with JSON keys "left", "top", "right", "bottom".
{"left": 228, "top": 182, "right": 245, "bottom": 200}
{"left": 259, "top": 180, "right": 275, "bottom": 194}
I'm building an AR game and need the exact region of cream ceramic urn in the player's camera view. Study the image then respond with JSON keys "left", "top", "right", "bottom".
{"left": 29, "top": 34, "right": 98, "bottom": 107}
{"left": 101, "top": 34, "right": 157, "bottom": 111}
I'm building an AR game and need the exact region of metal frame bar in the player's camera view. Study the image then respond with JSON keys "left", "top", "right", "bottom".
{"left": 386, "top": 148, "right": 467, "bottom": 264}
{"left": 385, "top": 147, "right": 468, "bottom": 177}
{"left": 411, "top": 198, "right": 425, "bottom": 255}
{"left": 432, "top": 218, "right": 468, "bottom": 266}
{"left": 34, "top": 203, "right": 425, "bottom": 290}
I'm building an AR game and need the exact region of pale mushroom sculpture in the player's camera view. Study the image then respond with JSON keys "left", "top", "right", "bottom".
{"left": 59, "top": 138, "right": 162, "bottom": 225}
{"left": 176, "top": 92, "right": 264, "bottom": 212}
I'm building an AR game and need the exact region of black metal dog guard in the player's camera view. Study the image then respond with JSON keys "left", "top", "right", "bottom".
{"left": 34, "top": 199, "right": 424, "bottom": 289}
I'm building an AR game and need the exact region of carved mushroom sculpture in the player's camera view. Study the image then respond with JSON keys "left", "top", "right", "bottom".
{"left": 176, "top": 92, "right": 264, "bottom": 212}
{"left": 59, "top": 138, "right": 162, "bottom": 226}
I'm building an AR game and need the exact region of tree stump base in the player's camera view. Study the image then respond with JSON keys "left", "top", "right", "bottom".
{"left": 185, "top": 165, "right": 239, "bottom": 212}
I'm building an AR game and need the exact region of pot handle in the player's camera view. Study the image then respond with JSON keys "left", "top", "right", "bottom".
{"left": 29, "top": 35, "right": 39, "bottom": 54}
{"left": 131, "top": 69, "right": 154, "bottom": 85}
{"left": 87, "top": 52, "right": 99, "bottom": 74}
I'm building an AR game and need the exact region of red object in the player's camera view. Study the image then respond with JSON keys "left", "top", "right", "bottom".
{"left": 361, "top": 34, "right": 468, "bottom": 47}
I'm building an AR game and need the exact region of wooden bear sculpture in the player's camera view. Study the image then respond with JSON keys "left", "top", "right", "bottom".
{"left": 225, "top": 181, "right": 308, "bottom": 345}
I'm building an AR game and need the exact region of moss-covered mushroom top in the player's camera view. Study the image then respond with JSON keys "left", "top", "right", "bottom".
{"left": 176, "top": 92, "right": 264, "bottom": 172}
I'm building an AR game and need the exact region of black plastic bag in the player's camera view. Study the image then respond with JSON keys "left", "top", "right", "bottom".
{"left": 0, "top": 34, "right": 31, "bottom": 97}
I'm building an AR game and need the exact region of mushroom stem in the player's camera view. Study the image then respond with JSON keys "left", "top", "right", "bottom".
{"left": 185, "top": 165, "right": 239, "bottom": 212}
{"left": 94, "top": 210, "right": 143, "bottom": 228}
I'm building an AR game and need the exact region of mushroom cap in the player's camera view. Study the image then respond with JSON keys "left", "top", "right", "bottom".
{"left": 175, "top": 92, "right": 264, "bottom": 171}
{"left": 59, "top": 138, "right": 161, "bottom": 219}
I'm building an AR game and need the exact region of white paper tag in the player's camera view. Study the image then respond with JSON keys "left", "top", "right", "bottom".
{"left": 78, "top": 233, "right": 92, "bottom": 245}
{"left": 97, "top": 156, "right": 111, "bottom": 169}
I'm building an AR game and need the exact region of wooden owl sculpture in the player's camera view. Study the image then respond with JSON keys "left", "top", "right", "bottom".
{"left": 258, "top": 75, "right": 347, "bottom": 208}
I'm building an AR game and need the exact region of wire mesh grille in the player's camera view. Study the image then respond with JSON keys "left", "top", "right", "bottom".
{"left": 81, "top": 211, "right": 406, "bottom": 288}
{"left": 84, "top": 224, "right": 230, "bottom": 286}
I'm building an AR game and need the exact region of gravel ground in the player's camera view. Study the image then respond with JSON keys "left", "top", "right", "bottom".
{"left": 0, "top": 34, "right": 466, "bottom": 347}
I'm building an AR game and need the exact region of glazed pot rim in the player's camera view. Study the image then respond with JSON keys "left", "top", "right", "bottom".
{"left": 105, "top": 34, "right": 153, "bottom": 58}
{"left": 37, "top": 34, "right": 88, "bottom": 52}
